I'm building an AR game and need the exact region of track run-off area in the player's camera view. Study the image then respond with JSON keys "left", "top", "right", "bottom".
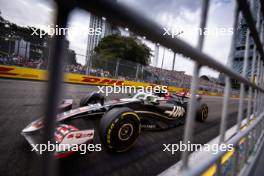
{"left": 0, "top": 79, "right": 241, "bottom": 176}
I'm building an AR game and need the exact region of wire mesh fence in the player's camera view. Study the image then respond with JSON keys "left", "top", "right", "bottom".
{"left": 60, "top": 0, "right": 264, "bottom": 175}
{"left": 1, "top": 0, "right": 264, "bottom": 175}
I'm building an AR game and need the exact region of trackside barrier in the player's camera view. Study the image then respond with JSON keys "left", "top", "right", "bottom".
{"left": 0, "top": 64, "right": 182, "bottom": 91}
{"left": 159, "top": 118, "right": 251, "bottom": 176}
{"left": 36, "top": 0, "right": 264, "bottom": 176}
{"left": 160, "top": 116, "right": 258, "bottom": 176}
{"left": 183, "top": 112, "right": 264, "bottom": 176}
{"left": 0, "top": 64, "right": 234, "bottom": 97}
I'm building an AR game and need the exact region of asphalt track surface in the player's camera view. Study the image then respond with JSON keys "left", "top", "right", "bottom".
{"left": 0, "top": 79, "right": 242, "bottom": 176}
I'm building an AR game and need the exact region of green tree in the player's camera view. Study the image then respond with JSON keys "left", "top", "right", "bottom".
{"left": 94, "top": 34, "right": 152, "bottom": 66}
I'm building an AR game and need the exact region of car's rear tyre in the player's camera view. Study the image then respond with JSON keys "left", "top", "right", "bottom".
{"left": 99, "top": 107, "right": 141, "bottom": 152}
{"left": 80, "top": 92, "right": 104, "bottom": 107}
{"left": 196, "top": 103, "right": 208, "bottom": 122}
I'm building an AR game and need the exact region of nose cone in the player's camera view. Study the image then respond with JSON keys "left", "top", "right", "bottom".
{"left": 22, "top": 119, "right": 43, "bottom": 133}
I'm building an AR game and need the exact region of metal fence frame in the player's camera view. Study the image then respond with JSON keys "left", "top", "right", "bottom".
{"left": 43, "top": 0, "right": 264, "bottom": 175}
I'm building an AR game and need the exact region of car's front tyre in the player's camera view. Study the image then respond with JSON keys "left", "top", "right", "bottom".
{"left": 99, "top": 107, "right": 141, "bottom": 152}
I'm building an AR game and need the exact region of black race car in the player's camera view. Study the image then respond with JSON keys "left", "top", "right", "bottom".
{"left": 21, "top": 92, "right": 208, "bottom": 157}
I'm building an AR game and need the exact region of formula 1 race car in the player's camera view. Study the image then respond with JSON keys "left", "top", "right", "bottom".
{"left": 21, "top": 91, "right": 208, "bottom": 158}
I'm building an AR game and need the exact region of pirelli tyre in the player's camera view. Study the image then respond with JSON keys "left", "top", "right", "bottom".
{"left": 99, "top": 107, "right": 141, "bottom": 152}
{"left": 80, "top": 92, "right": 104, "bottom": 107}
{"left": 196, "top": 103, "right": 209, "bottom": 122}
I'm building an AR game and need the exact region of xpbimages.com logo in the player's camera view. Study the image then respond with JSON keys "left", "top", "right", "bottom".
{"left": 97, "top": 85, "right": 168, "bottom": 96}
{"left": 30, "top": 25, "right": 102, "bottom": 38}
{"left": 163, "top": 27, "right": 233, "bottom": 38}
{"left": 163, "top": 141, "right": 233, "bottom": 155}
{"left": 30, "top": 141, "right": 102, "bottom": 155}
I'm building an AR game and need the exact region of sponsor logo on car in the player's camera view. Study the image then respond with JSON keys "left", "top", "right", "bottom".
{"left": 165, "top": 106, "right": 185, "bottom": 118}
